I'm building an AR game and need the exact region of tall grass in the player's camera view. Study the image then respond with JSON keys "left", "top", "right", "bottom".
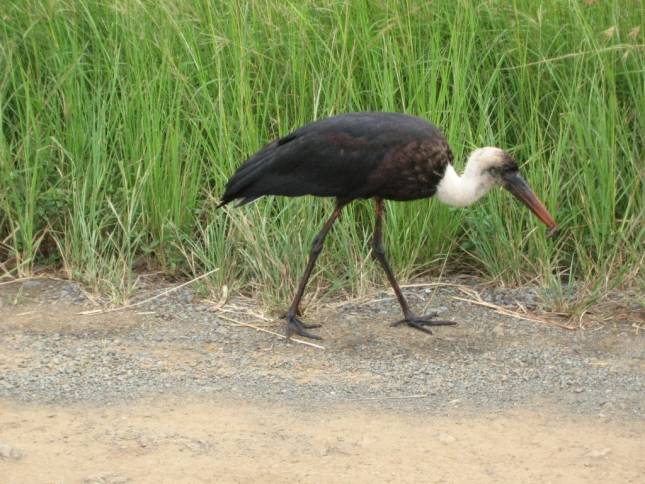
{"left": 1, "top": 0, "right": 642, "bottom": 311}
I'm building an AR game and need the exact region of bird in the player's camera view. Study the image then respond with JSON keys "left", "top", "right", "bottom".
{"left": 219, "top": 112, "right": 557, "bottom": 340}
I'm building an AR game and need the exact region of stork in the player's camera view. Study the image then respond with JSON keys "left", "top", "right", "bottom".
{"left": 219, "top": 112, "right": 557, "bottom": 340}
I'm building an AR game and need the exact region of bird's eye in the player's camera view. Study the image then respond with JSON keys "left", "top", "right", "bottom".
{"left": 504, "top": 164, "right": 519, "bottom": 174}
{"left": 487, "top": 166, "right": 503, "bottom": 177}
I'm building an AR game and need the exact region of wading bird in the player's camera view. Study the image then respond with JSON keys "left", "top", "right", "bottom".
{"left": 219, "top": 112, "right": 557, "bottom": 340}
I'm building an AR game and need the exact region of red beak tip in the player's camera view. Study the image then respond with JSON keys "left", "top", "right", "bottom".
{"left": 547, "top": 226, "right": 559, "bottom": 238}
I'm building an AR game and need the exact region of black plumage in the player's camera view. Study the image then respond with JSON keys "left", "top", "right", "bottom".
{"left": 219, "top": 112, "right": 458, "bottom": 340}
{"left": 221, "top": 112, "right": 558, "bottom": 340}
{"left": 219, "top": 112, "right": 453, "bottom": 206}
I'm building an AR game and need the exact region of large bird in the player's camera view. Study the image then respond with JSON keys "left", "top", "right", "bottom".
{"left": 219, "top": 112, "right": 557, "bottom": 340}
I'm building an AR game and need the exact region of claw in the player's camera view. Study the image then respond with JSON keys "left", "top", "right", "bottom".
{"left": 390, "top": 313, "right": 457, "bottom": 334}
{"left": 286, "top": 316, "right": 323, "bottom": 340}
{"left": 408, "top": 320, "right": 434, "bottom": 335}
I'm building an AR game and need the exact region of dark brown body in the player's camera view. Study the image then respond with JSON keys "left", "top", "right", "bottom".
{"left": 220, "top": 112, "right": 557, "bottom": 340}
{"left": 219, "top": 112, "right": 453, "bottom": 206}
{"left": 219, "top": 112, "right": 460, "bottom": 340}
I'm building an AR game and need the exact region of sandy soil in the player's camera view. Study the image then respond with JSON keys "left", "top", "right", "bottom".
{"left": 1, "top": 278, "right": 643, "bottom": 482}
{"left": 2, "top": 398, "right": 643, "bottom": 484}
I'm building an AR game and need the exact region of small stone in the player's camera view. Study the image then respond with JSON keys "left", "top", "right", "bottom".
{"left": 138, "top": 436, "right": 154, "bottom": 448}
{"left": 83, "top": 473, "right": 130, "bottom": 484}
{"left": 319, "top": 444, "right": 349, "bottom": 456}
{"left": 63, "top": 282, "right": 80, "bottom": 292}
{"left": 586, "top": 448, "right": 611, "bottom": 458}
{"left": 0, "top": 441, "right": 24, "bottom": 460}
{"left": 182, "top": 439, "right": 212, "bottom": 454}
{"left": 22, "top": 280, "right": 42, "bottom": 289}
{"left": 437, "top": 432, "right": 457, "bottom": 444}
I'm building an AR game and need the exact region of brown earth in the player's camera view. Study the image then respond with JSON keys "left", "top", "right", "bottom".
{"left": 2, "top": 398, "right": 644, "bottom": 484}
{"left": 0, "top": 278, "right": 643, "bottom": 483}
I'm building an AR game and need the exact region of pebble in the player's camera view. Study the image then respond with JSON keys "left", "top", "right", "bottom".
{"left": 0, "top": 441, "right": 24, "bottom": 460}
{"left": 178, "top": 291, "right": 194, "bottom": 304}
{"left": 0, "top": 279, "right": 642, "bottom": 421}
{"left": 586, "top": 448, "right": 612, "bottom": 458}
{"left": 83, "top": 472, "right": 131, "bottom": 484}
{"left": 437, "top": 432, "right": 457, "bottom": 444}
{"left": 22, "top": 280, "right": 43, "bottom": 289}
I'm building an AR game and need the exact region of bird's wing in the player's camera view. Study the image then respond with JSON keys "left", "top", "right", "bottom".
{"left": 220, "top": 113, "right": 451, "bottom": 205}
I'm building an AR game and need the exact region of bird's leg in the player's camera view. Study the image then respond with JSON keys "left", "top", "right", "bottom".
{"left": 371, "top": 198, "right": 456, "bottom": 334}
{"left": 286, "top": 202, "right": 345, "bottom": 340}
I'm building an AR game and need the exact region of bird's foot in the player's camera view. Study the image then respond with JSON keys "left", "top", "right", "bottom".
{"left": 390, "top": 313, "right": 457, "bottom": 335}
{"left": 286, "top": 315, "right": 322, "bottom": 340}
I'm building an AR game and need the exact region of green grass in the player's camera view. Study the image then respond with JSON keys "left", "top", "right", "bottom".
{"left": 1, "top": 0, "right": 643, "bottom": 312}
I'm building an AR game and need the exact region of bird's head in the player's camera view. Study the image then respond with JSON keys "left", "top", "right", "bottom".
{"left": 469, "top": 147, "right": 557, "bottom": 235}
{"left": 437, "top": 147, "right": 558, "bottom": 236}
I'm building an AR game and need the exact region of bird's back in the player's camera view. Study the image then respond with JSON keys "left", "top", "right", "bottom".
{"left": 219, "top": 112, "right": 452, "bottom": 205}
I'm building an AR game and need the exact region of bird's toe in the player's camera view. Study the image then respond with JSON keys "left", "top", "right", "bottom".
{"left": 286, "top": 316, "right": 323, "bottom": 340}
{"left": 413, "top": 314, "right": 457, "bottom": 326}
{"left": 390, "top": 313, "right": 457, "bottom": 334}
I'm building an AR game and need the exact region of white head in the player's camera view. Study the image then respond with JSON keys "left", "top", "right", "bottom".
{"left": 436, "top": 147, "right": 517, "bottom": 208}
{"left": 435, "top": 146, "right": 558, "bottom": 233}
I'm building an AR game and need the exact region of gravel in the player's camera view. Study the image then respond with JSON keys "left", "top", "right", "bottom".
{"left": 0, "top": 278, "right": 643, "bottom": 418}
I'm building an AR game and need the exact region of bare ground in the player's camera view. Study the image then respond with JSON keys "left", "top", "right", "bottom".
{"left": 0, "top": 278, "right": 643, "bottom": 483}
{"left": 2, "top": 397, "right": 643, "bottom": 484}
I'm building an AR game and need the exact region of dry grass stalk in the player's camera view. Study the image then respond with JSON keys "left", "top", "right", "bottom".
{"left": 78, "top": 268, "right": 219, "bottom": 315}
{"left": 452, "top": 289, "right": 577, "bottom": 330}
{"left": 215, "top": 312, "right": 325, "bottom": 350}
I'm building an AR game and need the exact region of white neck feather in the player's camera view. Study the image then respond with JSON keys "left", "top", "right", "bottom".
{"left": 435, "top": 156, "right": 496, "bottom": 208}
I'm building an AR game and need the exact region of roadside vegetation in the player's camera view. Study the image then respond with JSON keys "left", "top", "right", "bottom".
{"left": 1, "top": 0, "right": 642, "bottom": 313}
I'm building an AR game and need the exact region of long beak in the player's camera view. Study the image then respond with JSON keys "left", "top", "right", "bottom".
{"left": 503, "top": 172, "right": 558, "bottom": 237}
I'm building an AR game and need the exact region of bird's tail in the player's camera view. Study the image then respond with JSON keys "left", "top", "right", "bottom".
{"left": 216, "top": 196, "right": 259, "bottom": 208}
{"left": 217, "top": 142, "right": 278, "bottom": 207}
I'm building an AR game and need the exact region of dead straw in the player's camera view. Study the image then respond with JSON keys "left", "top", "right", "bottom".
{"left": 78, "top": 268, "right": 219, "bottom": 315}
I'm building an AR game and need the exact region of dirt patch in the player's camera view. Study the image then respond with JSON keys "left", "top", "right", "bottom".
{"left": 0, "top": 278, "right": 643, "bottom": 482}
{"left": 1, "top": 397, "right": 643, "bottom": 484}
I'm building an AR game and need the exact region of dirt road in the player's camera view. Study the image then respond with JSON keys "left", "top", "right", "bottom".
{"left": 1, "top": 278, "right": 643, "bottom": 482}
{"left": 2, "top": 398, "right": 643, "bottom": 483}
